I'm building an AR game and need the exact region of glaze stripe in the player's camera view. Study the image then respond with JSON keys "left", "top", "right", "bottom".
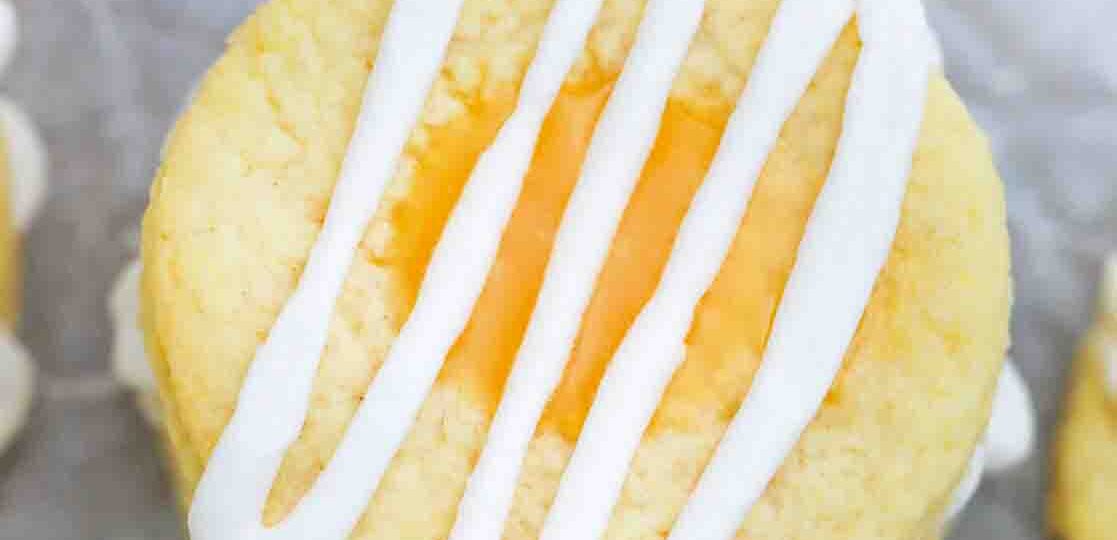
{"left": 984, "top": 361, "right": 1035, "bottom": 472}
{"left": 538, "top": 0, "right": 853, "bottom": 538}
{"left": 459, "top": 2, "right": 708, "bottom": 539}
{"left": 668, "top": 1, "right": 936, "bottom": 538}
{"left": 442, "top": 0, "right": 612, "bottom": 538}
{"left": 187, "top": 1, "right": 467, "bottom": 538}
{"left": 511, "top": 3, "right": 705, "bottom": 538}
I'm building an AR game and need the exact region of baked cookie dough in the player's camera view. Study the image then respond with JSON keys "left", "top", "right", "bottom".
{"left": 139, "top": 0, "right": 1021, "bottom": 538}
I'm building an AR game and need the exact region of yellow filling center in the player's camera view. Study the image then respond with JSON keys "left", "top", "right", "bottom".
{"left": 381, "top": 70, "right": 842, "bottom": 445}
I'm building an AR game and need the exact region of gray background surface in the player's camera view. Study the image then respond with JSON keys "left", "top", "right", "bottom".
{"left": 0, "top": 0, "right": 1113, "bottom": 538}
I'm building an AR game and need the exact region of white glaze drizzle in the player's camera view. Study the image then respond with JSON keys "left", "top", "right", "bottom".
{"left": 512, "top": 1, "right": 705, "bottom": 538}
{"left": 944, "top": 359, "right": 1035, "bottom": 525}
{"left": 188, "top": 0, "right": 967, "bottom": 538}
{"left": 443, "top": 0, "right": 610, "bottom": 538}
{"left": 984, "top": 361, "right": 1034, "bottom": 472}
{"left": 0, "top": 97, "right": 47, "bottom": 232}
{"left": 539, "top": 1, "right": 851, "bottom": 538}
{"left": 188, "top": 1, "right": 466, "bottom": 538}
{"left": 110, "top": 259, "right": 160, "bottom": 424}
{"left": 458, "top": 0, "right": 706, "bottom": 538}
{"left": 668, "top": 1, "right": 936, "bottom": 538}
{"left": 0, "top": 4, "right": 48, "bottom": 234}
{"left": 947, "top": 445, "right": 986, "bottom": 520}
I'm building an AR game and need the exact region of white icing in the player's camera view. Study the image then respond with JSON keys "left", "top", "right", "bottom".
{"left": 669, "top": 1, "right": 935, "bottom": 538}
{"left": 452, "top": 1, "right": 706, "bottom": 539}
{"left": 0, "top": 1, "right": 17, "bottom": 79}
{"left": 947, "top": 445, "right": 986, "bottom": 521}
{"left": 946, "top": 359, "right": 1035, "bottom": 524}
{"left": 188, "top": 1, "right": 466, "bottom": 538}
{"left": 0, "top": 5, "right": 47, "bottom": 235}
{"left": 541, "top": 1, "right": 849, "bottom": 538}
{"left": 444, "top": 0, "right": 611, "bottom": 538}
{"left": 109, "top": 259, "right": 160, "bottom": 424}
{"left": 984, "top": 360, "right": 1034, "bottom": 472}
{"left": 0, "top": 97, "right": 47, "bottom": 232}
{"left": 0, "top": 328, "right": 33, "bottom": 455}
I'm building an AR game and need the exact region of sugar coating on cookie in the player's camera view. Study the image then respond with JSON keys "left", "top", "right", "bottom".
{"left": 142, "top": 0, "right": 1014, "bottom": 539}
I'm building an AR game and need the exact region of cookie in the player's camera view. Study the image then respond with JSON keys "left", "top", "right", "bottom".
{"left": 141, "top": 1, "right": 1018, "bottom": 538}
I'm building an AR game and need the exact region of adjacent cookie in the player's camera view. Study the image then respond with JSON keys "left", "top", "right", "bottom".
{"left": 0, "top": 0, "right": 46, "bottom": 457}
{"left": 1050, "top": 255, "right": 1117, "bottom": 540}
